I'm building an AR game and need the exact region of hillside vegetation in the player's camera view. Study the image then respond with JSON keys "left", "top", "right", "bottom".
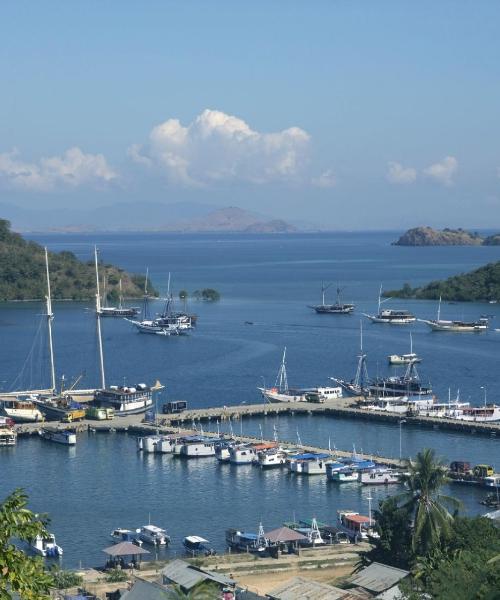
{"left": 0, "top": 219, "right": 155, "bottom": 301}
{"left": 393, "top": 226, "right": 500, "bottom": 246}
{"left": 385, "top": 261, "right": 500, "bottom": 302}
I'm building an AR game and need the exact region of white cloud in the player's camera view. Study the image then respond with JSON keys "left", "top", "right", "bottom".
{"left": 311, "top": 169, "right": 337, "bottom": 188}
{"left": 386, "top": 161, "right": 417, "bottom": 184}
{"left": 423, "top": 156, "right": 458, "bottom": 186}
{"left": 0, "top": 147, "right": 117, "bottom": 191}
{"left": 130, "top": 109, "right": 311, "bottom": 186}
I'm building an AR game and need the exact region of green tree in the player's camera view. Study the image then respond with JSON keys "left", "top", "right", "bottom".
{"left": 395, "top": 448, "right": 461, "bottom": 556}
{"left": 105, "top": 568, "right": 130, "bottom": 583}
{"left": 201, "top": 288, "right": 220, "bottom": 302}
{"left": 167, "top": 581, "right": 222, "bottom": 599}
{"left": 0, "top": 488, "right": 54, "bottom": 599}
{"left": 51, "top": 566, "right": 83, "bottom": 589}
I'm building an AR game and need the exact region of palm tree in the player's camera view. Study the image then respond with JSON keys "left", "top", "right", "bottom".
{"left": 395, "top": 448, "right": 461, "bottom": 557}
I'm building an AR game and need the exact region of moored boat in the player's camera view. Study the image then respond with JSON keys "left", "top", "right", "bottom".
{"left": 29, "top": 534, "right": 63, "bottom": 557}
{"left": 337, "top": 510, "right": 378, "bottom": 541}
{"left": 39, "top": 428, "right": 76, "bottom": 445}
{"left": 0, "top": 421, "right": 17, "bottom": 446}
{"left": 309, "top": 283, "right": 355, "bottom": 314}
{"left": 183, "top": 535, "right": 215, "bottom": 556}
{"left": 359, "top": 467, "right": 401, "bottom": 485}
{"left": 139, "top": 524, "right": 170, "bottom": 546}
{"left": 0, "top": 398, "right": 44, "bottom": 423}
{"left": 110, "top": 528, "right": 142, "bottom": 545}
{"left": 363, "top": 286, "right": 415, "bottom": 324}
{"left": 419, "top": 297, "right": 489, "bottom": 332}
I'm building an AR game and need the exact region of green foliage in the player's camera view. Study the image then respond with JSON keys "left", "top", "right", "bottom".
{"left": 105, "top": 568, "right": 130, "bottom": 582}
{"left": 0, "top": 488, "right": 54, "bottom": 599}
{"left": 386, "top": 261, "right": 500, "bottom": 302}
{"left": 167, "top": 581, "right": 222, "bottom": 599}
{"left": 51, "top": 566, "right": 83, "bottom": 589}
{"left": 0, "top": 218, "right": 157, "bottom": 301}
{"left": 192, "top": 288, "right": 220, "bottom": 302}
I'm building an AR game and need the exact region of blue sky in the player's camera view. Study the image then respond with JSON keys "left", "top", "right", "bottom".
{"left": 1, "top": 1, "right": 500, "bottom": 229}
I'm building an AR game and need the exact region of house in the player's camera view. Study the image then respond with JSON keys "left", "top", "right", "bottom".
{"left": 347, "top": 562, "right": 409, "bottom": 598}
{"left": 267, "top": 576, "right": 367, "bottom": 599}
{"left": 161, "top": 558, "right": 236, "bottom": 593}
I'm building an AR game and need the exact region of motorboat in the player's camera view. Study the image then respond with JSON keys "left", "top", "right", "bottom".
{"left": 39, "top": 428, "right": 76, "bottom": 445}
{"left": 328, "top": 468, "right": 359, "bottom": 483}
{"left": 139, "top": 525, "right": 170, "bottom": 546}
{"left": 215, "top": 441, "right": 233, "bottom": 462}
{"left": 94, "top": 383, "right": 154, "bottom": 416}
{"left": 359, "top": 468, "right": 401, "bottom": 485}
{"left": 225, "top": 525, "right": 267, "bottom": 554}
{"left": 180, "top": 437, "right": 218, "bottom": 458}
{"left": 309, "top": 283, "right": 355, "bottom": 314}
{"left": 30, "top": 534, "right": 63, "bottom": 557}
{"left": 288, "top": 452, "right": 331, "bottom": 474}
{"left": 0, "top": 423, "right": 17, "bottom": 446}
{"left": 140, "top": 435, "right": 162, "bottom": 453}
{"left": 419, "top": 297, "right": 489, "bottom": 332}
{"left": 229, "top": 444, "right": 257, "bottom": 465}
{"left": 183, "top": 535, "right": 215, "bottom": 556}
{"left": 110, "top": 528, "right": 142, "bottom": 546}
{"left": 0, "top": 398, "right": 44, "bottom": 423}
{"left": 289, "top": 518, "right": 325, "bottom": 546}
{"left": 337, "top": 511, "right": 378, "bottom": 541}
{"left": 259, "top": 348, "right": 342, "bottom": 403}
{"left": 257, "top": 447, "right": 287, "bottom": 468}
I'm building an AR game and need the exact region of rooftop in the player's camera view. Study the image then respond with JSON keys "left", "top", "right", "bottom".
{"left": 267, "top": 576, "right": 366, "bottom": 600}
{"left": 349, "top": 562, "right": 410, "bottom": 594}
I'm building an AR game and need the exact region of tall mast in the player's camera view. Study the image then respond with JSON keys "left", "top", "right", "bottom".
{"left": 275, "top": 347, "right": 288, "bottom": 393}
{"left": 321, "top": 281, "right": 325, "bottom": 306}
{"left": 45, "top": 247, "right": 56, "bottom": 393}
{"left": 94, "top": 246, "right": 106, "bottom": 389}
{"left": 143, "top": 268, "right": 149, "bottom": 319}
{"left": 378, "top": 283, "right": 383, "bottom": 315}
{"left": 118, "top": 278, "right": 123, "bottom": 310}
{"left": 437, "top": 295, "right": 442, "bottom": 322}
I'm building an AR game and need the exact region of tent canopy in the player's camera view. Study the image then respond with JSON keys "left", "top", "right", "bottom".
{"left": 265, "top": 526, "right": 307, "bottom": 543}
{"left": 102, "top": 541, "right": 150, "bottom": 556}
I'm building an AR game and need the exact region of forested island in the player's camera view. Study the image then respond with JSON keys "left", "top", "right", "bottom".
{"left": 385, "top": 261, "right": 500, "bottom": 302}
{"left": 393, "top": 226, "right": 500, "bottom": 246}
{"left": 0, "top": 218, "right": 154, "bottom": 301}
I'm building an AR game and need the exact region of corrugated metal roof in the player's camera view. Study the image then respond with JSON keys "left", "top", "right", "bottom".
{"left": 102, "top": 541, "right": 150, "bottom": 556}
{"left": 349, "top": 562, "right": 409, "bottom": 593}
{"left": 120, "top": 579, "right": 170, "bottom": 600}
{"left": 161, "top": 559, "right": 235, "bottom": 590}
{"left": 268, "top": 576, "right": 364, "bottom": 599}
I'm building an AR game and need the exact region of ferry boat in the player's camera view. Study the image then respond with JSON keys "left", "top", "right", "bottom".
{"left": 363, "top": 286, "right": 415, "bottom": 324}
{"left": 337, "top": 511, "right": 378, "bottom": 541}
{"left": 419, "top": 297, "right": 489, "bottom": 332}
{"left": 139, "top": 525, "right": 170, "bottom": 546}
{"left": 0, "top": 398, "right": 44, "bottom": 423}
{"left": 29, "top": 534, "right": 63, "bottom": 557}
{"left": 359, "top": 468, "right": 400, "bottom": 485}
{"left": 259, "top": 348, "right": 342, "bottom": 404}
{"left": 110, "top": 528, "right": 142, "bottom": 545}
{"left": 94, "top": 383, "right": 154, "bottom": 416}
{"left": 309, "top": 283, "right": 355, "bottom": 314}
{"left": 39, "top": 428, "right": 76, "bottom": 445}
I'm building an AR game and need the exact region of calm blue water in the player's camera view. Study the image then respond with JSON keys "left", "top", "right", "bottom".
{"left": 1, "top": 231, "right": 499, "bottom": 567}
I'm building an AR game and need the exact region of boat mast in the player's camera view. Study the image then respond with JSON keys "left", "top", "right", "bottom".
{"left": 354, "top": 320, "right": 369, "bottom": 391}
{"left": 143, "top": 268, "right": 150, "bottom": 319}
{"left": 118, "top": 278, "right": 123, "bottom": 310}
{"left": 437, "top": 295, "right": 442, "bottom": 322}
{"left": 275, "top": 347, "right": 288, "bottom": 393}
{"left": 378, "top": 284, "right": 382, "bottom": 315}
{"left": 44, "top": 247, "right": 56, "bottom": 393}
{"left": 94, "top": 246, "right": 106, "bottom": 390}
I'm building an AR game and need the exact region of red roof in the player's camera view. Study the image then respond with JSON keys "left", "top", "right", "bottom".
{"left": 346, "top": 514, "right": 370, "bottom": 524}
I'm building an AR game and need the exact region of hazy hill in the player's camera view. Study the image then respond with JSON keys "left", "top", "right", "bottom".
{"left": 393, "top": 226, "right": 484, "bottom": 246}
{"left": 0, "top": 219, "right": 154, "bottom": 301}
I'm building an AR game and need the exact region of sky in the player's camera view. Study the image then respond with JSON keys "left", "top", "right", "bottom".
{"left": 1, "top": 0, "right": 500, "bottom": 229}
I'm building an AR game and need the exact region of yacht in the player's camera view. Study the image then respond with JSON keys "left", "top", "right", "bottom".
{"left": 309, "top": 283, "right": 355, "bottom": 314}
{"left": 29, "top": 534, "right": 63, "bottom": 557}
{"left": 259, "top": 348, "right": 342, "bottom": 403}
{"left": 419, "top": 297, "right": 489, "bottom": 332}
{"left": 0, "top": 398, "right": 44, "bottom": 423}
{"left": 98, "top": 278, "right": 140, "bottom": 317}
{"left": 139, "top": 525, "right": 170, "bottom": 546}
{"left": 94, "top": 383, "right": 154, "bottom": 416}
{"left": 364, "top": 285, "right": 415, "bottom": 324}
{"left": 359, "top": 468, "right": 400, "bottom": 485}
{"left": 39, "top": 428, "right": 76, "bottom": 446}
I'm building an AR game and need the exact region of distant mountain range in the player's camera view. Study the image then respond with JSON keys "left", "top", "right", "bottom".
{"left": 0, "top": 202, "right": 299, "bottom": 234}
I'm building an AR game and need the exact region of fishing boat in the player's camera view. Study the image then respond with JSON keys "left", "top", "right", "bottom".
{"left": 337, "top": 511, "right": 377, "bottom": 541}
{"left": 257, "top": 447, "right": 288, "bottom": 468}
{"left": 331, "top": 321, "right": 370, "bottom": 396}
{"left": 359, "top": 467, "right": 401, "bottom": 485}
{"left": 138, "top": 524, "right": 170, "bottom": 546}
{"left": 110, "top": 528, "right": 143, "bottom": 545}
{"left": 229, "top": 444, "right": 258, "bottom": 464}
{"left": 289, "top": 518, "right": 325, "bottom": 546}
{"left": 0, "top": 421, "right": 17, "bottom": 446}
{"left": 259, "top": 348, "right": 342, "bottom": 403}
{"left": 29, "top": 534, "right": 63, "bottom": 557}
{"left": 364, "top": 285, "right": 415, "bottom": 324}
{"left": 180, "top": 437, "right": 218, "bottom": 458}
{"left": 0, "top": 398, "right": 44, "bottom": 423}
{"left": 98, "top": 278, "right": 140, "bottom": 317}
{"left": 225, "top": 524, "right": 267, "bottom": 553}
{"left": 288, "top": 452, "right": 331, "bottom": 474}
{"left": 419, "top": 296, "right": 489, "bottom": 332}
{"left": 328, "top": 468, "right": 359, "bottom": 483}
{"left": 309, "top": 282, "right": 355, "bottom": 314}
{"left": 183, "top": 536, "right": 215, "bottom": 556}
{"left": 215, "top": 441, "right": 233, "bottom": 462}
{"left": 39, "top": 428, "right": 76, "bottom": 445}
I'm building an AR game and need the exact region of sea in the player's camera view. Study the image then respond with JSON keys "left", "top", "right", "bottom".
{"left": 1, "top": 231, "right": 499, "bottom": 568}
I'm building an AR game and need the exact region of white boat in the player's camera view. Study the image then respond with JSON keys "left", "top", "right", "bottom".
{"left": 363, "top": 285, "right": 415, "bottom": 324}
{"left": 183, "top": 535, "right": 213, "bottom": 556}
{"left": 98, "top": 278, "right": 140, "bottom": 318}
{"left": 257, "top": 448, "right": 287, "bottom": 468}
{"left": 328, "top": 468, "right": 359, "bottom": 483}
{"left": 110, "top": 528, "right": 143, "bottom": 545}
{"left": 141, "top": 435, "right": 161, "bottom": 453}
{"left": 0, "top": 398, "right": 44, "bottom": 423}
{"left": 156, "top": 436, "right": 175, "bottom": 453}
{"left": 259, "top": 348, "right": 342, "bottom": 403}
{"left": 229, "top": 445, "right": 257, "bottom": 464}
{"left": 419, "top": 296, "right": 489, "bottom": 332}
{"left": 139, "top": 524, "right": 170, "bottom": 546}
{"left": 30, "top": 534, "right": 63, "bottom": 557}
{"left": 0, "top": 425, "right": 17, "bottom": 446}
{"left": 288, "top": 452, "right": 331, "bottom": 474}
{"left": 337, "top": 511, "right": 377, "bottom": 541}
{"left": 39, "top": 428, "right": 76, "bottom": 445}
{"left": 388, "top": 334, "right": 421, "bottom": 365}
{"left": 445, "top": 404, "right": 500, "bottom": 422}
{"left": 484, "top": 475, "right": 500, "bottom": 489}
{"left": 359, "top": 468, "right": 400, "bottom": 485}
{"left": 215, "top": 443, "right": 233, "bottom": 462}
{"left": 180, "top": 438, "right": 217, "bottom": 458}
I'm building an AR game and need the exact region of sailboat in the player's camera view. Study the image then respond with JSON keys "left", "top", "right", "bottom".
{"left": 308, "top": 282, "right": 355, "bottom": 314}
{"left": 363, "top": 284, "right": 415, "bottom": 324}
{"left": 98, "top": 277, "right": 140, "bottom": 318}
{"left": 388, "top": 333, "right": 421, "bottom": 365}
{"left": 331, "top": 321, "right": 370, "bottom": 396}
{"left": 92, "top": 247, "right": 162, "bottom": 415}
{"left": 258, "top": 347, "right": 342, "bottom": 403}
{"left": 418, "top": 296, "right": 488, "bottom": 332}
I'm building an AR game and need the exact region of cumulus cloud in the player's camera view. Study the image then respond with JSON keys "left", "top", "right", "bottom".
{"left": 423, "top": 156, "right": 458, "bottom": 186}
{"left": 0, "top": 147, "right": 117, "bottom": 191}
{"left": 311, "top": 169, "right": 337, "bottom": 188}
{"left": 130, "top": 109, "right": 311, "bottom": 186}
{"left": 386, "top": 161, "right": 417, "bottom": 184}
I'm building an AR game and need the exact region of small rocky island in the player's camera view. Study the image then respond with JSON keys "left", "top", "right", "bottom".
{"left": 384, "top": 261, "right": 500, "bottom": 302}
{"left": 393, "top": 226, "right": 500, "bottom": 246}
{"left": 0, "top": 218, "right": 154, "bottom": 301}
